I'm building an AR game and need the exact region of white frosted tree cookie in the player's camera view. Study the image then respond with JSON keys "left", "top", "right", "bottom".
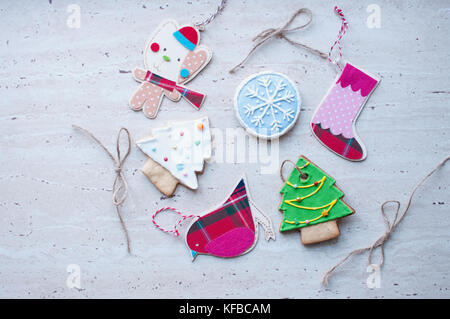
{"left": 136, "top": 116, "right": 211, "bottom": 196}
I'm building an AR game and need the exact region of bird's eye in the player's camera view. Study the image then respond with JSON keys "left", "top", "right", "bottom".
{"left": 177, "top": 58, "right": 181, "bottom": 62}
{"left": 163, "top": 48, "right": 167, "bottom": 52}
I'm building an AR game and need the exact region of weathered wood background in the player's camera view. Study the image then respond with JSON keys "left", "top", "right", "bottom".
{"left": 1, "top": 0, "right": 449, "bottom": 298}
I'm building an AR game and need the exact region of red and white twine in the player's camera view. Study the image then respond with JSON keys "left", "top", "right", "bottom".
{"left": 328, "top": 6, "right": 349, "bottom": 66}
{"left": 152, "top": 207, "right": 198, "bottom": 237}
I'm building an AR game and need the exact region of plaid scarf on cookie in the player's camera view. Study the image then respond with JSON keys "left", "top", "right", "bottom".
{"left": 144, "top": 71, "right": 205, "bottom": 108}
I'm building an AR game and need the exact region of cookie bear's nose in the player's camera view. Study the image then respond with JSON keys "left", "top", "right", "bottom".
{"left": 162, "top": 55, "right": 170, "bottom": 62}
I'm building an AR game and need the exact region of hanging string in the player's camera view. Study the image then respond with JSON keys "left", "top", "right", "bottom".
{"left": 72, "top": 124, "right": 133, "bottom": 254}
{"left": 152, "top": 207, "right": 199, "bottom": 237}
{"left": 229, "top": 8, "right": 327, "bottom": 74}
{"left": 328, "top": 6, "right": 349, "bottom": 68}
{"left": 280, "top": 159, "right": 308, "bottom": 182}
{"left": 193, "top": 0, "right": 228, "bottom": 31}
{"left": 322, "top": 156, "right": 450, "bottom": 286}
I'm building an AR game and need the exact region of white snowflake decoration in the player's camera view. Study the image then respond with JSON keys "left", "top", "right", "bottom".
{"left": 234, "top": 72, "right": 300, "bottom": 139}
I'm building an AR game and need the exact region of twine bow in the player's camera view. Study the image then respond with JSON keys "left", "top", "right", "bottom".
{"left": 73, "top": 124, "right": 133, "bottom": 254}
{"left": 322, "top": 156, "right": 450, "bottom": 285}
{"left": 229, "top": 8, "right": 327, "bottom": 74}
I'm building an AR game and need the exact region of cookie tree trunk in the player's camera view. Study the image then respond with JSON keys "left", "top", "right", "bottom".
{"left": 142, "top": 157, "right": 179, "bottom": 197}
{"left": 300, "top": 220, "right": 340, "bottom": 245}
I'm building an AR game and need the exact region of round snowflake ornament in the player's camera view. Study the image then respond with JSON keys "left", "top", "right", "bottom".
{"left": 234, "top": 71, "right": 301, "bottom": 139}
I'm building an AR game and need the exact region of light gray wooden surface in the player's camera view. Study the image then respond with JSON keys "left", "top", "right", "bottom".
{"left": 1, "top": 0, "right": 449, "bottom": 299}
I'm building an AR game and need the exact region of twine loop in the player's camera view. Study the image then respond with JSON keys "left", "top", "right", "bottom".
{"left": 322, "top": 156, "right": 450, "bottom": 286}
{"left": 229, "top": 6, "right": 351, "bottom": 73}
{"left": 229, "top": 8, "right": 327, "bottom": 73}
{"left": 73, "top": 124, "right": 133, "bottom": 253}
{"left": 280, "top": 159, "right": 308, "bottom": 183}
{"left": 152, "top": 207, "right": 199, "bottom": 237}
{"left": 112, "top": 171, "right": 128, "bottom": 207}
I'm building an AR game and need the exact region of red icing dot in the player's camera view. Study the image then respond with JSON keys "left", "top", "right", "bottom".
{"left": 180, "top": 132, "right": 184, "bottom": 136}
{"left": 314, "top": 181, "right": 318, "bottom": 186}
{"left": 150, "top": 42, "right": 160, "bottom": 52}
{"left": 164, "top": 157, "right": 168, "bottom": 161}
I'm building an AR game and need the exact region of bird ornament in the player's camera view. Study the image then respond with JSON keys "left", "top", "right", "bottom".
{"left": 152, "top": 176, "right": 275, "bottom": 259}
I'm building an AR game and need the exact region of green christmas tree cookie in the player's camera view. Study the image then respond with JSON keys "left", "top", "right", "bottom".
{"left": 279, "top": 155, "right": 354, "bottom": 244}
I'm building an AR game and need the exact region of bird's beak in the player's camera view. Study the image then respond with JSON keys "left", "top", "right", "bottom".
{"left": 191, "top": 250, "right": 198, "bottom": 261}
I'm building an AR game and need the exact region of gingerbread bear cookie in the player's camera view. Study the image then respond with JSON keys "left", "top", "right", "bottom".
{"left": 130, "top": 20, "right": 212, "bottom": 119}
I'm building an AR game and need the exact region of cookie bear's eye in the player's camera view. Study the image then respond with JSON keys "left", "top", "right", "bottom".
{"left": 150, "top": 42, "right": 159, "bottom": 52}
{"left": 163, "top": 48, "right": 167, "bottom": 52}
{"left": 177, "top": 58, "right": 181, "bottom": 62}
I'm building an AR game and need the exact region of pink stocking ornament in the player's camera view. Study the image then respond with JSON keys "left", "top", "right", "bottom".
{"left": 310, "top": 7, "right": 380, "bottom": 161}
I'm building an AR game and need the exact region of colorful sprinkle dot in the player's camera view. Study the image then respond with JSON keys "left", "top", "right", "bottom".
{"left": 314, "top": 181, "right": 319, "bottom": 186}
{"left": 176, "top": 163, "right": 184, "bottom": 171}
{"left": 296, "top": 197, "right": 302, "bottom": 202}
{"left": 180, "top": 132, "right": 184, "bottom": 136}
{"left": 150, "top": 42, "right": 160, "bottom": 52}
{"left": 305, "top": 220, "right": 310, "bottom": 224}
{"left": 163, "top": 157, "right": 168, "bottom": 161}
{"left": 197, "top": 123, "right": 204, "bottom": 130}
{"left": 194, "top": 140, "right": 201, "bottom": 146}
{"left": 152, "top": 148, "right": 156, "bottom": 152}
{"left": 180, "top": 68, "right": 189, "bottom": 78}
{"left": 163, "top": 55, "right": 170, "bottom": 62}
